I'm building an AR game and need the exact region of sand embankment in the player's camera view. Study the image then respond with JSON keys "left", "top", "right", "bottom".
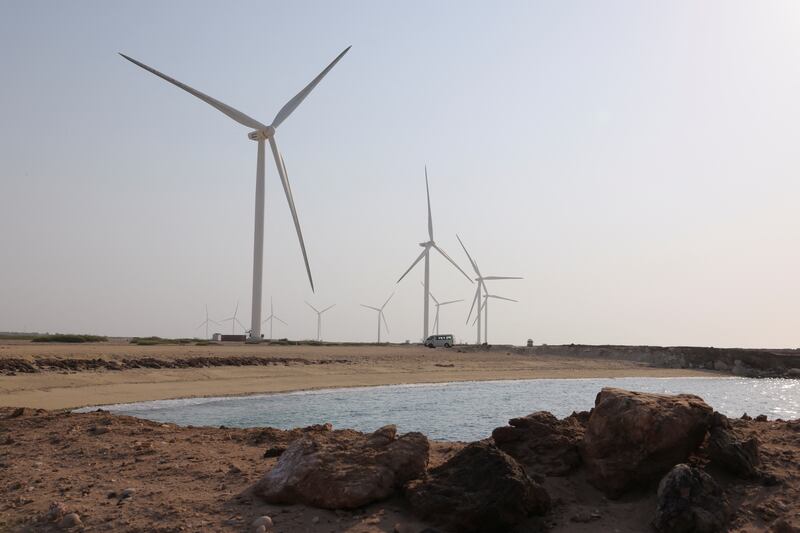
{"left": 0, "top": 341, "right": 717, "bottom": 409}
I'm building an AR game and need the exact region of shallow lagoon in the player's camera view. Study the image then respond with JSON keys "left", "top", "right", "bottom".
{"left": 79, "top": 377, "right": 800, "bottom": 441}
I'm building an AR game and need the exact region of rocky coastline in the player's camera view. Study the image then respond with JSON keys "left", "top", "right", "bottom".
{"left": 1, "top": 388, "right": 798, "bottom": 532}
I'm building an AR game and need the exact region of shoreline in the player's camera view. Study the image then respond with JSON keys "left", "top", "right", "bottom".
{"left": 1, "top": 363, "right": 718, "bottom": 410}
{"left": 1, "top": 340, "right": 746, "bottom": 410}
{"left": 72, "top": 371, "right": 729, "bottom": 412}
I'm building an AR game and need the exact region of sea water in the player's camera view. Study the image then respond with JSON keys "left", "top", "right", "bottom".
{"left": 77, "top": 377, "right": 800, "bottom": 441}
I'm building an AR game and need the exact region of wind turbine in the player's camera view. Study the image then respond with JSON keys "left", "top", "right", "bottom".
{"left": 397, "top": 168, "right": 472, "bottom": 341}
{"left": 473, "top": 291, "right": 518, "bottom": 345}
{"left": 120, "top": 47, "right": 351, "bottom": 342}
{"left": 262, "top": 297, "right": 288, "bottom": 340}
{"left": 195, "top": 304, "right": 220, "bottom": 340}
{"left": 305, "top": 301, "right": 335, "bottom": 341}
{"left": 457, "top": 235, "right": 522, "bottom": 344}
{"left": 221, "top": 301, "right": 247, "bottom": 335}
{"left": 422, "top": 282, "right": 463, "bottom": 335}
{"left": 361, "top": 293, "right": 393, "bottom": 343}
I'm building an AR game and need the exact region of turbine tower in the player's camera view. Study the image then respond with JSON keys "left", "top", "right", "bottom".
{"left": 457, "top": 235, "right": 522, "bottom": 344}
{"left": 397, "top": 168, "right": 471, "bottom": 341}
{"left": 422, "top": 283, "right": 463, "bottom": 335}
{"left": 305, "top": 301, "right": 335, "bottom": 341}
{"left": 221, "top": 301, "right": 247, "bottom": 335}
{"left": 120, "top": 47, "right": 351, "bottom": 342}
{"left": 361, "top": 293, "right": 393, "bottom": 343}
{"left": 262, "top": 297, "right": 288, "bottom": 340}
{"left": 195, "top": 304, "right": 220, "bottom": 340}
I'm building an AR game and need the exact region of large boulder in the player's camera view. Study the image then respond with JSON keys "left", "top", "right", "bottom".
{"left": 581, "top": 388, "right": 712, "bottom": 497}
{"left": 405, "top": 441, "right": 550, "bottom": 533}
{"left": 652, "top": 463, "right": 729, "bottom": 533}
{"left": 254, "top": 425, "right": 429, "bottom": 509}
{"left": 492, "top": 410, "right": 586, "bottom": 476}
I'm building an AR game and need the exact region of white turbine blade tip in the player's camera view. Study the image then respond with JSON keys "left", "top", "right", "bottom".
{"left": 271, "top": 46, "right": 351, "bottom": 129}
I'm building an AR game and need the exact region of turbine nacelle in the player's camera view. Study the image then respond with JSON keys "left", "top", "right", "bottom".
{"left": 248, "top": 127, "right": 276, "bottom": 141}
{"left": 419, "top": 241, "right": 433, "bottom": 248}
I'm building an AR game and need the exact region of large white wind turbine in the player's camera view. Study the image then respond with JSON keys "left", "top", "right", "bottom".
{"left": 262, "top": 297, "right": 288, "bottom": 340}
{"left": 221, "top": 301, "right": 247, "bottom": 335}
{"left": 422, "top": 283, "right": 463, "bottom": 335}
{"left": 120, "top": 47, "right": 351, "bottom": 342}
{"left": 305, "top": 301, "right": 335, "bottom": 341}
{"left": 457, "top": 235, "right": 522, "bottom": 344}
{"left": 397, "top": 168, "right": 472, "bottom": 341}
{"left": 195, "top": 304, "right": 220, "bottom": 340}
{"left": 361, "top": 293, "right": 393, "bottom": 343}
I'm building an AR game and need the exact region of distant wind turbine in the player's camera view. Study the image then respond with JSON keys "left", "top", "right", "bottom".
{"left": 305, "top": 301, "right": 335, "bottom": 342}
{"left": 361, "top": 293, "right": 393, "bottom": 343}
{"left": 397, "top": 168, "right": 472, "bottom": 341}
{"left": 262, "top": 297, "right": 288, "bottom": 340}
{"left": 195, "top": 304, "right": 220, "bottom": 340}
{"left": 473, "top": 291, "right": 518, "bottom": 345}
{"left": 221, "top": 301, "right": 247, "bottom": 335}
{"left": 457, "top": 235, "right": 522, "bottom": 344}
{"left": 422, "top": 282, "right": 463, "bottom": 335}
{"left": 120, "top": 46, "right": 351, "bottom": 342}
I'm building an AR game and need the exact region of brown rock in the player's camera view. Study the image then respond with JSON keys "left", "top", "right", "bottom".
{"left": 58, "top": 512, "right": 82, "bottom": 529}
{"left": 581, "top": 388, "right": 712, "bottom": 497}
{"left": 652, "top": 464, "right": 729, "bottom": 533}
{"left": 492, "top": 410, "right": 585, "bottom": 476}
{"left": 405, "top": 441, "right": 550, "bottom": 533}
{"left": 254, "top": 425, "right": 429, "bottom": 509}
{"left": 707, "top": 425, "right": 759, "bottom": 478}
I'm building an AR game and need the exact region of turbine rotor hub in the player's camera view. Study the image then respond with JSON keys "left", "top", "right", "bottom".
{"left": 248, "top": 126, "right": 276, "bottom": 141}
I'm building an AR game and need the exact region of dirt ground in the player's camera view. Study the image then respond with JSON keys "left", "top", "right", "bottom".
{"left": 1, "top": 405, "right": 797, "bottom": 533}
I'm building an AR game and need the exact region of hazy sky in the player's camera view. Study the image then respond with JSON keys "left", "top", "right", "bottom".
{"left": 1, "top": 1, "right": 799, "bottom": 347}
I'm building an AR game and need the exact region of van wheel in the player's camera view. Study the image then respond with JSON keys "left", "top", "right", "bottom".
{"left": 444, "top": 343, "right": 451, "bottom": 348}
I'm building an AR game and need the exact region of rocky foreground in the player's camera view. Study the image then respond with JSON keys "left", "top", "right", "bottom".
{"left": 1, "top": 389, "right": 798, "bottom": 532}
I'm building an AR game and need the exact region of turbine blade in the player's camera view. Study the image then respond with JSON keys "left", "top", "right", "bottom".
{"left": 432, "top": 244, "right": 472, "bottom": 282}
{"left": 119, "top": 53, "right": 268, "bottom": 131}
{"left": 269, "top": 137, "right": 314, "bottom": 292}
{"left": 487, "top": 294, "right": 518, "bottom": 303}
{"left": 381, "top": 292, "right": 394, "bottom": 310}
{"left": 381, "top": 312, "right": 390, "bottom": 335}
{"left": 195, "top": 321, "right": 206, "bottom": 329}
{"left": 271, "top": 46, "right": 352, "bottom": 129}
{"left": 361, "top": 304, "right": 381, "bottom": 312}
{"left": 482, "top": 276, "right": 523, "bottom": 281}
{"left": 305, "top": 301, "right": 319, "bottom": 313}
{"left": 466, "top": 286, "right": 480, "bottom": 323}
{"left": 275, "top": 316, "right": 288, "bottom": 326}
{"left": 421, "top": 281, "right": 440, "bottom": 304}
{"left": 235, "top": 317, "right": 247, "bottom": 330}
{"left": 440, "top": 299, "right": 464, "bottom": 306}
{"left": 397, "top": 249, "right": 427, "bottom": 283}
{"left": 321, "top": 304, "right": 336, "bottom": 313}
{"left": 472, "top": 312, "right": 481, "bottom": 326}
{"left": 425, "top": 166, "right": 433, "bottom": 241}
{"left": 455, "top": 234, "right": 481, "bottom": 277}
{"left": 209, "top": 319, "right": 221, "bottom": 325}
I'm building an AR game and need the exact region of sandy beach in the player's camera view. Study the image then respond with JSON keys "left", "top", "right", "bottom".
{"left": 0, "top": 341, "right": 718, "bottom": 410}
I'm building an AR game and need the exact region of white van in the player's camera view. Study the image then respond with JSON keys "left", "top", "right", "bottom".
{"left": 425, "top": 334, "right": 454, "bottom": 348}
